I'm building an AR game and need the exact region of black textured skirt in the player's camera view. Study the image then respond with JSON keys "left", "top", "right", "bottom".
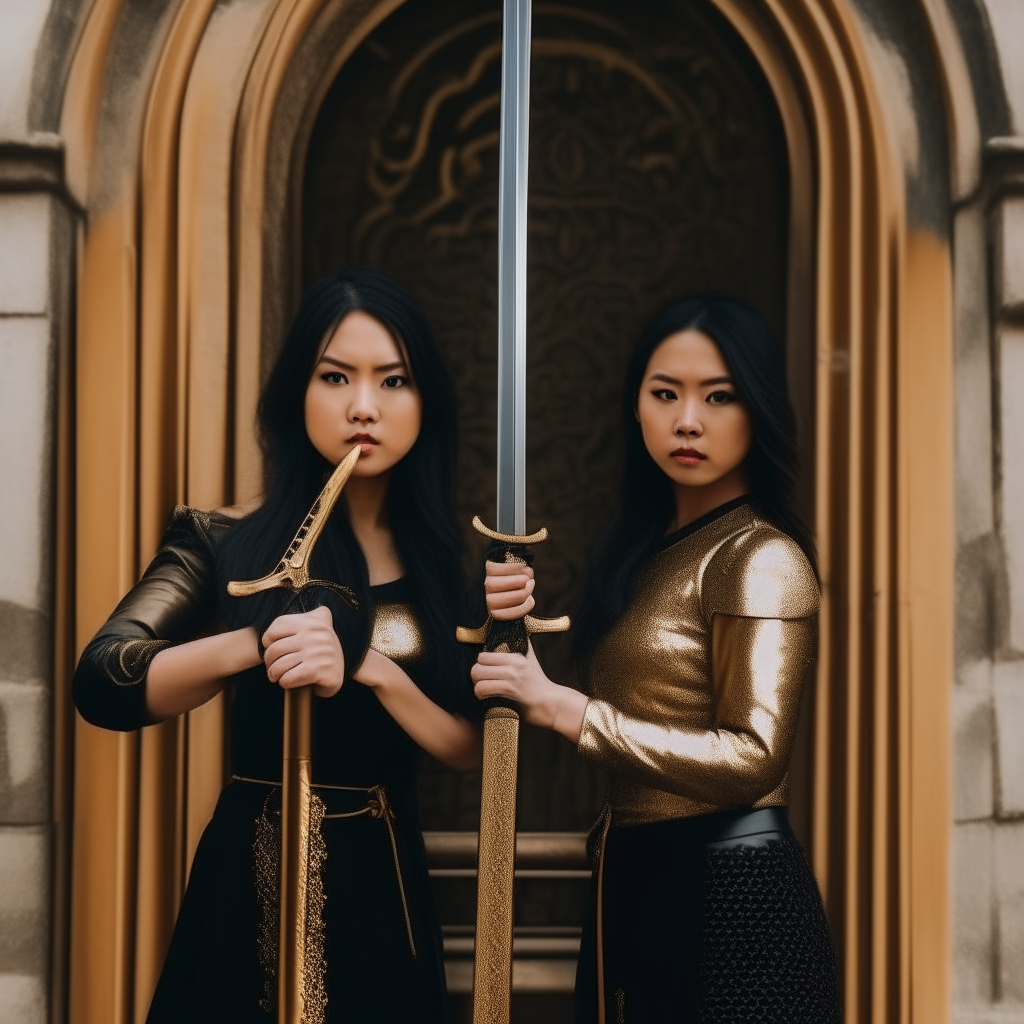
{"left": 146, "top": 778, "right": 450, "bottom": 1024}
{"left": 575, "top": 807, "right": 841, "bottom": 1024}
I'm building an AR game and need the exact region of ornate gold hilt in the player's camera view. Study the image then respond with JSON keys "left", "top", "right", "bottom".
{"left": 226, "top": 444, "right": 361, "bottom": 611}
{"left": 456, "top": 516, "right": 570, "bottom": 654}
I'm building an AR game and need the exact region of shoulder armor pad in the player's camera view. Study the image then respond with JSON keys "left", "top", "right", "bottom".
{"left": 703, "top": 526, "right": 819, "bottom": 619}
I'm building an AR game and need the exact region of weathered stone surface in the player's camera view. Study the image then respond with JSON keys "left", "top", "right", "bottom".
{"left": 953, "top": 206, "right": 995, "bottom": 547}
{"left": 999, "top": 327, "right": 1024, "bottom": 654}
{"left": 995, "top": 661, "right": 1024, "bottom": 816}
{"left": 0, "top": 315, "right": 54, "bottom": 613}
{"left": 0, "top": 826, "right": 49, "bottom": 982}
{"left": 995, "top": 819, "right": 1024, "bottom": 1002}
{"left": 0, "top": 0, "right": 52, "bottom": 138}
{"left": 955, "top": 678, "right": 994, "bottom": 821}
{"left": 954, "top": 821, "right": 995, "bottom": 1005}
{"left": 995, "top": 198, "right": 1024, "bottom": 316}
{"left": 954, "top": 1008, "right": 1024, "bottom": 1024}
{"left": 983, "top": 0, "right": 1024, "bottom": 133}
{"left": 0, "top": 195, "right": 49, "bottom": 315}
{"left": 0, "top": 974, "right": 45, "bottom": 1024}
{"left": 0, "top": 601, "right": 50, "bottom": 685}
{"left": 0, "top": 682, "right": 49, "bottom": 824}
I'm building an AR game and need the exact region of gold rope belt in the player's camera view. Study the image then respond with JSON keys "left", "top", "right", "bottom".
{"left": 232, "top": 773, "right": 401, "bottom": 821}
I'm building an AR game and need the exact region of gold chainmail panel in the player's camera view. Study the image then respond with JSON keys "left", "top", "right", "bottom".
{"left": 252, "top": 789, "right": 328, "bottom": 1024}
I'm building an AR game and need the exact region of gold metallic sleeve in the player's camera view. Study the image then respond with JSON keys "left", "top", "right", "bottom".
{"left": 702, "top": 532, "right": 819, "bottom": 620}
{"left": 577, "top": 615, "right": 816, "bottom": 806}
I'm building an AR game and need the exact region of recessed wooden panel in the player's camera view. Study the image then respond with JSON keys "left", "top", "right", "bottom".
{"left": 303, "top": 0, "right": 789, "bottom": 837}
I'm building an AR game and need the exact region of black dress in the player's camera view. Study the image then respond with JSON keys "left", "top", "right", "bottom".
{"left": 74, "top": 507, "right": 455, "bottom": 1024}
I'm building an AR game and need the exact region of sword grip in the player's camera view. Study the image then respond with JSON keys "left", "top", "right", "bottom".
{"left": 279, "top": 685, "right": 313, "bottom": 1024}
{"left": 476, "top": 538, "right": 531, "bottom": 718}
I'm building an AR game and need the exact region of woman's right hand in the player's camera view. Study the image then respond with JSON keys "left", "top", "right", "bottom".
{"left": 484, "top": 560, "right": 535, "bottom": 620}
{"left": 262, "top": 605, "right": 345, "bottom": 699}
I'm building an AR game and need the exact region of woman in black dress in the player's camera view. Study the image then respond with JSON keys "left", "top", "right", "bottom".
{"left": 475, "top": 295, "right": 841, "bottom": 1023}
{"left": 74, "top": 268, "right": 479, "bottom": 1023}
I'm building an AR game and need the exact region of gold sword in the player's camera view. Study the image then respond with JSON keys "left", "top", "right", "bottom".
{"left": 227, "top": 444, "right": 361, "bottom": 1024}
{"left": 458, "top": 517, "right": 569, "bottom": 1024}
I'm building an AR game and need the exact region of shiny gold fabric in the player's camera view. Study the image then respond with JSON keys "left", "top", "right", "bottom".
{"left": 369, "top": 601, "right": 424, "bottom": 664}
{"left": 577, "top": 503, "right": 818, "bottom": 827}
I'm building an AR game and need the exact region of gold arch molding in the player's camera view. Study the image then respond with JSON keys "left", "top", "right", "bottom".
{"left": 59, "top": 0, "right": 953, "bottom": 1022}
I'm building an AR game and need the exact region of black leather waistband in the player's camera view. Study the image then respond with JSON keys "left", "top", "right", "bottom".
{"left": 703, "top": 806, "right": 789, "bottom": 842}
{"left": 612, "top": 806, "right": 790, "bottom": 847}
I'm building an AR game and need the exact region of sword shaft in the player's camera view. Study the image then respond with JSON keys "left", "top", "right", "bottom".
{"left": 496, "top": 0, "right": 531, "bottom": 536}
{"left": 472, "top": 707, "right": 520, "bottom": 1024}
{"left": 279, "top": 686, "right": 313, "bottom": 1024}
{"left": 473, "top": 4, "right": 533, "bottom": 1019}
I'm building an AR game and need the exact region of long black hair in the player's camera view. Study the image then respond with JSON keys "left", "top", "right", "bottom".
{"left": 572, "top": 293, "right": 816, "bottom": 672}
{"left": 217, "top": 267, "right": 467, "bottom": 711}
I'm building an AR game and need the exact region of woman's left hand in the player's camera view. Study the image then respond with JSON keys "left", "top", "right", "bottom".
{"left": 262, "top": 605, "right": 345, "bottom": 699}
{"left": 471, "top": 646, "right": 588, "bottom": 742}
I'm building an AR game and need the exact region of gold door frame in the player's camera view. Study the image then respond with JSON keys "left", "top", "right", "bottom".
{"left": 57, "top": 1, "right": 955, "bottom": 1021}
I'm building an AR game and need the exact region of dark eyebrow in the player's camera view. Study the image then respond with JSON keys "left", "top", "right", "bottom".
{"left": 647, "top": 372, "right": 734, "bottom": 387}
{"left": 317, "top": 355, "right": 408, "bottom": 374}
{"left": 318, "top": 355, "right": 354, "bottom": 370}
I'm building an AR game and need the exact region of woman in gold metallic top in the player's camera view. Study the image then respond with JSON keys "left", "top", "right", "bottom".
{"left": 474, "top": 295, "right": 841, "bottom": 1023}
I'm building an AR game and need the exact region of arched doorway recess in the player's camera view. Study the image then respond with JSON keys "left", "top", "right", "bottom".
{"left": 59, "top": 1, "right": 953, "bottom": 1022}
{"left": 303, "top": 0, "right": 792, "bottom": 827}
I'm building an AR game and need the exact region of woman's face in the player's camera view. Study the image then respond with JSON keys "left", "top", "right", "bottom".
{"left": 304, "top": 310, "right": 423, "bottom": 477}
{"left": 636, "top": 329, "right": 752, "bottom": 491}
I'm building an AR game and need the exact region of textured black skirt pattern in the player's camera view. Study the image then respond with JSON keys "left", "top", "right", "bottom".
{"left": 146, "top": 780, "right": 450, "bottom": 1024}
{"left": 700, "top": 833, "right": 841, "bottom": 1023}
{"left": 575, "top": 808, "right": 842, "bottom": 1024}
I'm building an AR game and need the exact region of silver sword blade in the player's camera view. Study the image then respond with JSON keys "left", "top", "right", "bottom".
{"left": 496, "top": 0, "right": 531, "bottom": 537}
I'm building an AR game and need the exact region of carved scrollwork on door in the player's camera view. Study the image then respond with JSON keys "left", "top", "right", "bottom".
{"left": 304, "top": 0, "right": 787, "bottom": 832}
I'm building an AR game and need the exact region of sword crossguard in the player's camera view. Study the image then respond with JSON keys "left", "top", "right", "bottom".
{"left": 456, "top": 517, "right": 570, "bottom": 651}
{"left": 227, "top": 445, "right": 361, "bottom": 612}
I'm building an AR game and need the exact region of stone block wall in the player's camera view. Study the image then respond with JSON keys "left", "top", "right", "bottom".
{"left": 950, "top": 4, "right": 1024, "bottom": 1019}
{"left": 0, "top": 2, "right": 84, "bottom": 1020}
{"left": 952, "top": 149, "right": 1024, "bottom": 1022}
{"left": 0, "top": 174, "right": 73, "bottom": 1024}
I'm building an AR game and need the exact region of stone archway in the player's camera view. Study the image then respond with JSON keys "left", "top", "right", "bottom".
{"left": 61, "top": 1, "right": 954, "bottom": 1021}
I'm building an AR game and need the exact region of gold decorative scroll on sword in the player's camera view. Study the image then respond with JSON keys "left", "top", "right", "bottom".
{"left": 227, "top": 444, "right": 361, "bottom": 1024}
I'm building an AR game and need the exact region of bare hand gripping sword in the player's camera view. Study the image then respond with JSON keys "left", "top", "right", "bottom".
{"left": 227, "top": 444, "right": 362, "bottom": 1024}
{"left": 456, "top": 4, "right": 569, "bottom": 1022}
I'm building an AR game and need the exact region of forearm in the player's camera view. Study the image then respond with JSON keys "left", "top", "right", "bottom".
{"left": 146, "top": 627, "right": 262, "bottom": 720}
{"left": 532, "top": 683, "right": 588, "bottom": 744}
{"left": 577, "top": 698, "right": 784, "bottom": 804}
{"left": 358, "top": 654, "right": 481, "bottom": 770}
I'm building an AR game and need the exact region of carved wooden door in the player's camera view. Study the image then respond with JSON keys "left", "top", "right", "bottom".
{"left": 303, "top": 0, "right": 787, "bottom": 1015}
